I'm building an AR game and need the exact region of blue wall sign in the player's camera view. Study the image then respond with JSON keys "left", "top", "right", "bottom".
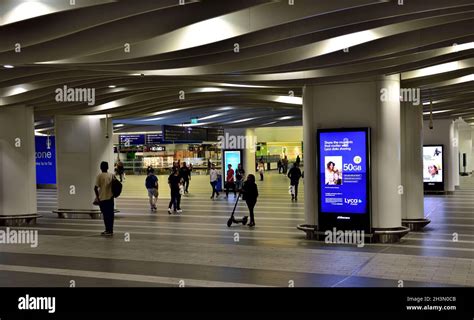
{"left": 35, "top": 136, "right": 56, "bottom": 185}
{"left": 119, "top": 134, "right": 145, "bottom": 146}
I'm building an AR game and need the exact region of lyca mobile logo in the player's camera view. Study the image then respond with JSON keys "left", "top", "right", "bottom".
{"left": 345, "top": 198, "right": 362, "bottom": 205}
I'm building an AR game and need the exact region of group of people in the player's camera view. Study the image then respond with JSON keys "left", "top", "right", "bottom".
{"left": 145, "top": 161, "right": 193, "bottom": 215}
{"left": 94, "top": 157, "right": 306, "bottom": 236}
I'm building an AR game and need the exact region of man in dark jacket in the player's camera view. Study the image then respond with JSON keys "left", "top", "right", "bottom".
{"left": 168, "top": 168, "right": 183, "bottom": 214}
{"left": 242, "top": 174, "right": 258, "bottom": 227}
{"left": 179, "top": 162, "right": 191, "bottom": 194}
{"left": 288, "top": 162, "right": 302, "bottom": 201}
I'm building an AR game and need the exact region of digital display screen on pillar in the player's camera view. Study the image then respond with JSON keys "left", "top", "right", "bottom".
{"left": 223, "top": 150, "right": 242, "bottom": 189}
{"left": 317, "top": 128, "right": 371, "bottom": 233}
{"left": 423, "top": 145, "right": 444, "bottom": 191}
{"left": 35, "top": 136, "right": 57, "bottom": 185}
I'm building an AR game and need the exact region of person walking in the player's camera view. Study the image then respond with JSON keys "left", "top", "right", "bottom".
{"left": 277, "top": 159, "right": 282, "bottom": 174}
{"left": 179, "top": 162, "right": 191, "bottom": 194}
{"left": 282, "top": 155, "right": 289, "bottom": 174}
{"left": 209, "top": 163, "right": 220, "bottom": 199}
{"left": 296, "top": 155, "right": 301, "bottom": 166}
{"left": 242, "top": 174, "right": 258, "bottom": 227}
{"left": 145, "top": 168, "right": 158, "bottom": 212}
{"left": 116, "top": 160, "right": 125, "bottom": 182}
{"left": 258, "top": 159, "right": 265, "bottom": 181}
{"left": 168, "top": 167, "right": 183, "bottom": 214}
{"left": 235, "top": 163, "right": 245, "bottom": 194}
{"left": 94, "top": 161, "right": 115, "bottom": 236}
{"left": 225, "top": 164, "right": 236, "bottom": 198}
{"left": 288, "top": 162, "right": 302, "bottom": 201}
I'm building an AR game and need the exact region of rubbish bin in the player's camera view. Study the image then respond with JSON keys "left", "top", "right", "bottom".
{"left": 216, "top": 175, "right": 223, "bottom": 192}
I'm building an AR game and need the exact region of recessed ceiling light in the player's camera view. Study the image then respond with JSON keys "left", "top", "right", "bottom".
{"left": 199, "top": 113, "right": 225, "bottom": 120}
{"left": 229, "top": 117, "right": 257, "bottom": 124}
{"left": 274, "top": 96, "right": 302, "bottom": 105}
{"left": 108, "top": 85, "right": 116, "bottom": 88}
{"left": 142, "top": 108, "right": 181, "bottom": 121}
{"left": 3, "top": 65, "right": 14, "bottom": 68}
{"left": 113, "top": 124, "right": 124, "bottom": 128}
{"left": 279, "top": 116, "right": 293, "bottom": 120}
{"left": 262, "top": 121, "right": 278, "bottom": 126}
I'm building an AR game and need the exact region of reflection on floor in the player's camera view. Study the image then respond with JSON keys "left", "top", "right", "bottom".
{"left": 0, "top": 172, "right": 473, "bottom": 287}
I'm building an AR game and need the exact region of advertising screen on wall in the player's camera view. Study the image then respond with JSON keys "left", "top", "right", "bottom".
{"left": 35, "top": 136, "right": 56, "bottom": 185}
{"left": 223, "top": 150, "right": 242, "bottom": 189}
{"left": 423, "top": 145, "right": 444, "bottom": 191}
{"left": 317, "top": 128, "right": 371, "bottom": 233}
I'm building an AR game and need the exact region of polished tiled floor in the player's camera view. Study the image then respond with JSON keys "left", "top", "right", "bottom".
{"left": 0, "top": 172, "right": 473, "bottom": 287}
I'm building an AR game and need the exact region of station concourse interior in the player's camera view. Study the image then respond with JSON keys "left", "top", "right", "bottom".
{"left": 0, "top": 0, "right": 473, "bottom": 288}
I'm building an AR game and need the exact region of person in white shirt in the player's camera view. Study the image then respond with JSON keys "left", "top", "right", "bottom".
{"left": 209, "top": 163, "right": 220, "bottom": 199}
{"left": 94, "top": 161, "right": 115, "bottom": 236}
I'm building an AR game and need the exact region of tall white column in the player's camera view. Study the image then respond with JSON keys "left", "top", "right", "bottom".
{"left": 0, "top": 105, "right": 38, "bottom": 225}
{"left": 55, "top": 115, "right": 113, "bottom": 216}
{"left": 450, "top": 121, "right": 460, "bottom": 189}
{"left": 423, "top": 119, "right": 455, "bottom": 192}
{"left": 373, "top": 76, "right": 403, "bottom": 229}
{"left": 301, "top": 75, "right": 408, "bottom": 242}
{"left": 222, "top": 128, "right": 256, "bottom": 177}
{"left": 244, "top": 128, "right": 256, "bottom": 176}
{"left": 401, "top": 102, "right": 429, "bottom": 230}
{"left": 302, "top": 86, "right": 317, "bottom": 227}
{"left": 458, "top": 125, "right": 472, "bottom": 174}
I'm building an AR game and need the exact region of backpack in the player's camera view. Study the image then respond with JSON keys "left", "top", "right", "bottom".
{"left": 111, "top": 175, "right": 123, "bottom": 198}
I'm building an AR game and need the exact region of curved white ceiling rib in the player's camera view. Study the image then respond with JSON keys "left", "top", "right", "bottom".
{"left": 0, "top": 0, "right": 115, "bottom": 26}
{"left": 0, "top": 0, "right": 473, "bottom": 128}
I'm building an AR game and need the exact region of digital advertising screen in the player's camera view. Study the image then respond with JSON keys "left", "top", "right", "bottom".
{"left": 35, "top": 136, "right": 56, "bottom": 185}
{"left": 423, "top": 145, "right": 444, "bottom": 191}
{"left": 317, "top": 128, "right": 371, "bottom": 232}
{"left": 223, "top": 150, "right": 242, "bottom": 188}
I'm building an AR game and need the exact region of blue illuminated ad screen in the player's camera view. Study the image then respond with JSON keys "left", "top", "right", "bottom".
{"left": 224, "top": 150, "right": 242, "bottom": 176}
{"left": 317, "top": 129, "right": 370, "bottom": 215}
{"left": 35, "top": 136, "right": 56, "bottom": 185}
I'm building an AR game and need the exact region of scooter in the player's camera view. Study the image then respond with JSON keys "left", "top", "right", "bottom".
{"left": 226, "top": 191, "right": 248, "bottom": 227}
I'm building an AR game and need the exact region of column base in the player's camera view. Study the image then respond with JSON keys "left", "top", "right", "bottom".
{"left": 53, "top": 209, "right": 119, "bottom": 219}
{"left": 402, "top": 218, "right": 431, "bottom": 231}
{"left": 37, "top": 184, "right": 57, "bottom": 189}
{"left": 372, "top": 227, "right": 410, "bottom": 243}
{"left": 0, "top": 214, "right": 42, "bottom": 226}
{"left": 424, "top": 190, "right": 452, "bottom": 195}
{"left": 296, "top": 224, "right": 317, "bottom": 240}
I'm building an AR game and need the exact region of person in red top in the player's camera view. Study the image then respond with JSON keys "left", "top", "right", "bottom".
{"left": 225, "top": 164, "right": 236, "bottom": 198}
